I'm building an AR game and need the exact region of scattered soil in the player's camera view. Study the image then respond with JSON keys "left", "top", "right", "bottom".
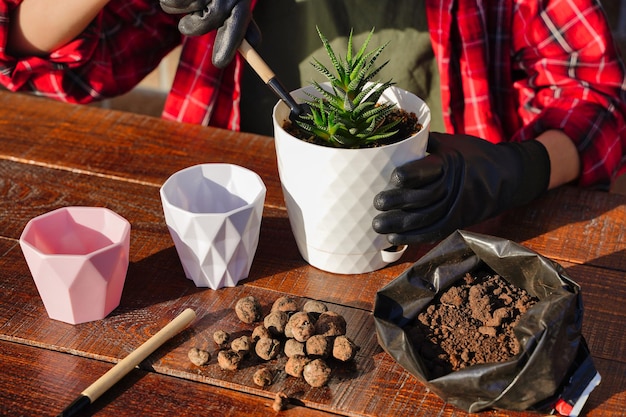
{"left": 273, "top": 392, "right": 290, "bottom": 411}
{"left": 406, "top": 268, "right": 538, "bottom": 379}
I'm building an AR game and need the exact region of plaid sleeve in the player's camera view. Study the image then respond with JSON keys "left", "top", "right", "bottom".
{"left": 512, "top": 0, "right": 626, "bottom": 187}
{"left": 162, "top": 33, "right": 245, "bottom": 129}
{"left": 161, "top": 0, "right": 257, "bottom": 129}
{"left": 0, "top": 0, "right": 181, "bottom": 104}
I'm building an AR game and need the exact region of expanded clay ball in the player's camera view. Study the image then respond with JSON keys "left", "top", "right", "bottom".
{"left": 333, "top": 335, "right": 359, "bottom": 361}
{"left": 271, "top": 296, "right": 299, "bottom": 313}
{"left": 303, "top": 359, "right": 332, "bottom": 387}
{"left": 235, "top": 296, "right": 263, "bottom": 324}
{"left": 217, "top": 350, "right": 242, "bottom": 371}
{"left": 255, "top": 337, "right": 281, "bottom": 361}
{"left": 251, "top": 324, "right": 272, "bottom": 342}
{"left": 303, "top": 300, "right": 328, "bottom": 316}
{"left": 315, "top": 311, "right": 347, "bottom": 337}
{"left": 187, "top": 347, "right": 211, "bottom": 366}
{"left": 284, "top": 338, "right": 306, "bottom": 358}
{"left": 253, "top": 367, "right": 274, "bottom": 387}
{"left": 204, "top": 295, "right": 360, "bottom": 390}
{"left": 264, "top": 310, "right": 289, "bottom": 336}
{"left": 288, "top": 311, "right": 315, "bottom": 342}
{"left": 213, "top": 330, "right": 230, "bottom": 346}
{"left": 285, "top": 354, "right": 311, "bottom": 378}
{"left": 306, "top": 334, "right": 331, "bottom": 358}
{"left": 284, "top": 319, "right": 294, "bottom": 339}
{"left": 231, "top": 335, "right": 252, "bottom": 356}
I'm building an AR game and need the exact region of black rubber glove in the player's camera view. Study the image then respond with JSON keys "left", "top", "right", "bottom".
{"left": 372, "top": 132, "right": 551, "bottom": 244}
{"left": 160, "top": 0, "right": 260, "bottom": 68}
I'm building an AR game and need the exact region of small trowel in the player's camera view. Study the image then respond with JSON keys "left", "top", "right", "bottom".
{"left": 238, "top": 39, "right": 309, "bottom": 122}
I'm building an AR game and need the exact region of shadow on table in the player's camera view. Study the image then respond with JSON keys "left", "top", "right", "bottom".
{"left": 115, "top": 246, "right": 205, "bottom": 313}
{"left": 117, "top": 212, "right": 302, "bottom": 314}
{"left": 117, "top": 186, "right": 625, "bottom": 313}
{"left": 462, "top": 186, "right": 625, "bottom": 267}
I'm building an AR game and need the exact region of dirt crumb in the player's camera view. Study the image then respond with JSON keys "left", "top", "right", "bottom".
{"left": 273, "top": 392, "right": 289, "bottom": 411}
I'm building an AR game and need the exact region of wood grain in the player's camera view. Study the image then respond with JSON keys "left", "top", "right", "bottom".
{"left": 0, "top": 92, "right": 285, "bottom": 208}
{"left": 0, "top": 341, "right": 330, "bottom": 417}
{"left": 1, "top": 91, "right": 625, "bottom": 417}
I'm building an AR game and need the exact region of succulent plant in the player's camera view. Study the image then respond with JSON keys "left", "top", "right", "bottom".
{"left": 295, "top": 27, "right": 402, "bottom": 148}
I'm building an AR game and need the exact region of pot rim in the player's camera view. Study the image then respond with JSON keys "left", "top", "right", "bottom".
{"left": 272, "top": 83, "right": 432, "bottom": 152}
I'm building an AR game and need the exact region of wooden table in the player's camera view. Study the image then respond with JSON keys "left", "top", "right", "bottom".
{"left": 1, "top": 91, "right": 624, "bottom": 417}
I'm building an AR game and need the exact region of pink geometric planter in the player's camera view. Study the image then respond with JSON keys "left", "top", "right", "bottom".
{"left": 19, "top": 207, "right": 131, "bottom": 324}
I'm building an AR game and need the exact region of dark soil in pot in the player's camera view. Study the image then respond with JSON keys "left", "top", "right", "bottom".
{"left": 283, "top": 108, "right": 422, "bottom": 148}
{"left": 406, "top": 267, "right": 539, "bottom": 379}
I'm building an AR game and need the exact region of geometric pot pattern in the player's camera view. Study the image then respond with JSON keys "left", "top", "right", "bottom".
{"left": 160, "top": 164, "right": 266, "bottom": 289}
{"left": 19, "top": 207, "right": 131, "bottom": 324}
{"left": 273, "top": 84, "right": 431, "bottom": 274}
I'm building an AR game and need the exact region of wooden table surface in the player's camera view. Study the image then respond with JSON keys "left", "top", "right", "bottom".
{"left": 1, "top": 91, "right": 625, "bottom": 417}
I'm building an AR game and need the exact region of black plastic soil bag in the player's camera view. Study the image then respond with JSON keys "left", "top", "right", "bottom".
{"left": 374, "top": 230, "right": 600, "bottom": 414}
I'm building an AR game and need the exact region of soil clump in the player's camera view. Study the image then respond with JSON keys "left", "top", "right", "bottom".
{"left": 407, "top": 268, "right": 538, "bottom": 379}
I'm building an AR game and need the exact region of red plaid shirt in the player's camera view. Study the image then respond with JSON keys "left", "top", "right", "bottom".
{"left": 0, "top": 0, "right": 245, "bottom": 129}
{"left": 426, "top": 0, "right": 626, "bottom": 187}
{"left": 1, "top": 0, "right": 625, "bottom": 187}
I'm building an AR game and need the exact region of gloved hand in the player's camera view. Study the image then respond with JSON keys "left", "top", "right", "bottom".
{"left": 372, "top": 132, "right": 551, "bottom": 244}
{"left": 160, "top": 0, "right": 260, "bottom": 68}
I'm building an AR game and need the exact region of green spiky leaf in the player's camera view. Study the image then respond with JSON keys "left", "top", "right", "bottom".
{"left": 294, "top": 27, "right": 404, "bottom": 148}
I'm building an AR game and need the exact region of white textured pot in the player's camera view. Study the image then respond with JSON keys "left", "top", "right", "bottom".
{"left": 160, "top": 164, "right": 266, "bottom": 289}
{"left": 272, "top": 84, "right": 431, "bottom": 274}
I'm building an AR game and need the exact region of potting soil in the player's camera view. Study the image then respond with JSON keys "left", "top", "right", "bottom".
{"left": 406, "top": 268, "right": 538, "bottom": 379}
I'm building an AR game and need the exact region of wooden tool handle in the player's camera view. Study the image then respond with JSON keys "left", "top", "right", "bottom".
{"left": 83, "top": 308, "right": 196, "bottom": 400}
{"left": 238, "top": 39, "right": 303, "bottom": 115}
{"left": 58, "top": 309, "right": 196, "bottom": 417}
{"left": 238, "top": 39, "right": 275, "bottom": 83}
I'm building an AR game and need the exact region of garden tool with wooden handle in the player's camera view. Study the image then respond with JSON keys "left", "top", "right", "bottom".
{"left": 238, "top": 39, "right": 310, "bottom": 122}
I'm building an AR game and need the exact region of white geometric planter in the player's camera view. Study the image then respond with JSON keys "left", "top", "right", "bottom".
{"left": 273, "top": 85, "right": 431, "bottom": 274}
{"left": 160, "top": 164, "right": 266, "bottom": 289}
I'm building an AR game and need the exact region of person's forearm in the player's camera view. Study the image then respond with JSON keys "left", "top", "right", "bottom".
{"left": 7, "top": 0, "right": 110, "bottom": 56}
{"left": 535, "top": 130, "right": 581, "bottom": 190}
